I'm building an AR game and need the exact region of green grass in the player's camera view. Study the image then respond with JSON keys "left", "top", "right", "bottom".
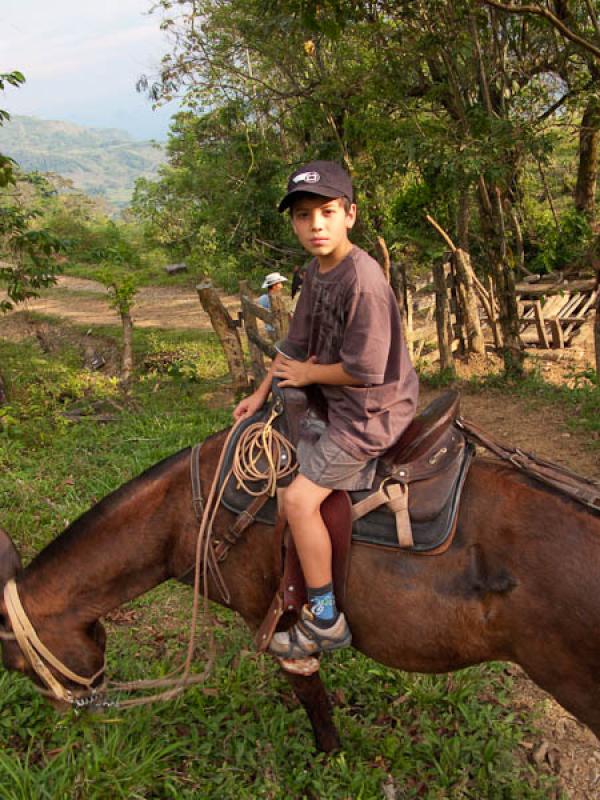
{"left": 0, "top": 321, "right": 562, "bottom": 798}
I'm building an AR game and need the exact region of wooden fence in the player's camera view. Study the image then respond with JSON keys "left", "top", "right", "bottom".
{"left": 403, "top": 254, "right": 484, "bottom": 367}
{"left": 238, "top": 280, "right": 291, "bottom": 384}
{"left": 196, "top": 266, "right": 597, "bottom": 394}
{"left": 516, "top": 279, "right": 597, "bottom": 349}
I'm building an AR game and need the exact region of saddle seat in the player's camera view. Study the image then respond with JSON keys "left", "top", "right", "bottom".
{"left": 381, "top": 389, "right": 460, "bottom": 466}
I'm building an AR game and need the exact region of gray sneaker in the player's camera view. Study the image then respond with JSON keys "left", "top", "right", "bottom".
{"left": 268, "top": 605, "right": 352, "bottom": 659}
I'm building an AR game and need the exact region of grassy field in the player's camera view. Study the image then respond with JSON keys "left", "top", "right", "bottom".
{"left": 0, "top": 316, "right": 574, "bottom": 798}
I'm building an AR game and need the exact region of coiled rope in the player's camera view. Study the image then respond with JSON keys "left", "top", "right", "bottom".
{"left": 232, "top": 404, "right": 297, "bottom": 497}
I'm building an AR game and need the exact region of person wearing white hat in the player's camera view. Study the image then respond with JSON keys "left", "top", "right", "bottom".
{"left": 258, "top": 272, "right": 288, "bottom": 336}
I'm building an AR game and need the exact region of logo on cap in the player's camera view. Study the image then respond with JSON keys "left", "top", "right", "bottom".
{"left": 293, "top": 171, "right": 320, "bottom": 184}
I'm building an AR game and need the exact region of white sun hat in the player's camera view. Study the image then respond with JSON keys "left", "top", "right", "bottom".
{"left": 261, "top": 271, "right": 288, "bottom": 288}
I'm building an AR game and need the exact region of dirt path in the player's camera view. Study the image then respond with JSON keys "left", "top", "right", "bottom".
{"left": 3, "top": 276, "right": 600, "bottom": 797}
{"left": 8, "top": 275, "right": 240, "bottom": 329}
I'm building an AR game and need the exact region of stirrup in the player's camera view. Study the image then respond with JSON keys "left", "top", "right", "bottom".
{"left": 268, "top": 606, "right": 352, "bottom": 659}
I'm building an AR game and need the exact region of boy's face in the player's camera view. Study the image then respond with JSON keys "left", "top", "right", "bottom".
{"left": 290, "top": 195, "right": 356, "bottom": 267}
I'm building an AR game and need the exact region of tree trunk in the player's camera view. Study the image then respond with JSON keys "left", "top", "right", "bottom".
{"left": 456, "top": 188, "right": 470, "bottom": 251}
{"left": 575, "top": 95, "right": 600, "bottom": 220}
{"left": 448, "top": 260, "right": 466, "bottom": 357}
{"left": 595, "top": 267, "right": 600, "bottom": 383}
{"left": 0, "top": 369, "right": 6, "bottom": 406}
{"left": 505, "top": 198, "right": 526, "bottom": 277}
{"left": 120, "top": 311, "right": 133, "bottom": 385}
{"left": 196, "top": 279, "right": 248, "bottom": 395}
{"left": 376, "top": 236, "right": 391, "bottom": 283}
{"left": 390, "top": 262, "right": 412, "bottom": 358}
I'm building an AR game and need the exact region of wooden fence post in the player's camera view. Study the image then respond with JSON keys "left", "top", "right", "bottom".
{"left": 433, "top": 262, "right": 455, "bottom": 373}
{"left": 270, "top": 293, "right": 290, "bottom": 342}
{"left": 453, "top": 249, "right": 485, "bottom": 354}
{"left": 196, "top": 278, "right": 248, "bottom": 394}
{"left": 239, "top": 280, "right": 267, "bottom": 385}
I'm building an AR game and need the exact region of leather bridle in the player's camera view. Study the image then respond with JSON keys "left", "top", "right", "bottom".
{"left": 3, "top": 578, "right": 105, "bottom": 704}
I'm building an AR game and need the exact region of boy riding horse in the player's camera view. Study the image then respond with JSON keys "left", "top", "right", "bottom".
{"left": 233, "top": 160, "right": 418, "bottom": 658}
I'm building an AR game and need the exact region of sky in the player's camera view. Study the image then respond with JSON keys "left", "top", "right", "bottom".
{"left": 0, "top": 0, "right": 179, "bottom": 141}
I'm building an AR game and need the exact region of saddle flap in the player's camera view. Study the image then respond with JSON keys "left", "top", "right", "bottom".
{"left": 282, "top": 490, "right": 353, "bottom": 615}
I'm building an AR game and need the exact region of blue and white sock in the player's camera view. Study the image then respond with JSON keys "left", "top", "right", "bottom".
{"left": 307, "top": 582, "right": 339, "bottom": 628}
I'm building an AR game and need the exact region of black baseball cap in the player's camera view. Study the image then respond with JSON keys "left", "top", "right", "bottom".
{"left": 278, "top": 160, "right": 353, "bottom": 212}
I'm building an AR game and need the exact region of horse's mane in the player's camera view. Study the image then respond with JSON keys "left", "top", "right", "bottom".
{"left": 25, "top": 448, "right": 192, "bottom": 572}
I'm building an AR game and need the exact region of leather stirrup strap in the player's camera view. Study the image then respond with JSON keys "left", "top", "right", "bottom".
{"left": 385, "top": 483, "right": 413, "bottom": 547}
{"left": 254, "top": 512, "right": 288, "bottom": 651}
{"left": 351, "top": 482, "right": 414, "bottom": 548}
{"left": 190, "top": 443, "right": 205, "bottom": 521}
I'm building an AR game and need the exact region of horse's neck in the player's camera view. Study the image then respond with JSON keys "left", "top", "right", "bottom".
{"left": 19, "top": 450, "right": 194, "bottom": 627}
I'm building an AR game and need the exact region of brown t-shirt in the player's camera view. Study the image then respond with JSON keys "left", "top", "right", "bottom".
{"left": 279, "top": 246, "right": 419, "bottom": 460}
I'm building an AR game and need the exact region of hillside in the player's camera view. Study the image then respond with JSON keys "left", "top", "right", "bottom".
{"left": 0, "top": 115, "right": 164, "bottom": 208}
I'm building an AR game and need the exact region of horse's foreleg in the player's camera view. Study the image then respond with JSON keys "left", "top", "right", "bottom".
{"left": 283, "top": 670, "right": 341, "bottom": 752}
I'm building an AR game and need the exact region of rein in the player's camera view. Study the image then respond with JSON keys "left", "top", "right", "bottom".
{"left": 456, "top": 417, "right": 600, "bottom": 512}
{"left": 2, "top": 403, "right": 294, "bottom": 709}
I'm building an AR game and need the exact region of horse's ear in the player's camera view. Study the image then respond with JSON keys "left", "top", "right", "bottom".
{"left": 0, "top": 527, "right": 21, "bottom": 589}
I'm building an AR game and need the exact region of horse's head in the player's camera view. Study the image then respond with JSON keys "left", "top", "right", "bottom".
{"left": 0, "top": 526, "right": 107, "bottom": 707}
{"left": 0, "top": 525, "right": 21, "bottom": 585}
{"left": 0, "top": 526, "right": 28, "bottom": 674}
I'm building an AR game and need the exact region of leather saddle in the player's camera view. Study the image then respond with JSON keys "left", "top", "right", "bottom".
{"left": 219, "top": 387, "right": 473, "bottom": 554}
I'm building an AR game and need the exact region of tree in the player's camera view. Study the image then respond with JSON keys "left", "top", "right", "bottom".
{"left": 0, "top": 73, "right": 62, "bottom": 311}
{"left": 483, "top": 0, "right": 600, "bottom": 222}
{"left": 99, "top": 272, "right": 138, "bottom": 386}
{"left": 0, "top": 71, "right": 25, "bottom": 189}
{"left": 0, "top": 75, "right": 63, "bottom": 402}
{"left": 139, "top": 0, "right": 597, "bottom": 377}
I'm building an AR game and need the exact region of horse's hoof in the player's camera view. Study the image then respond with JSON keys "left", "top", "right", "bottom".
{"left": 316, "top": 732, "right": 342, "bottom": 753}
{"left": 277, "top": 655, "right": 321, "bottom": 675}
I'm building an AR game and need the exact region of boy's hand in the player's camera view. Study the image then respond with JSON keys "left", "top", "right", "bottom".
{"left": 273, "top": 355, "right": 317, "bottom": 388}
{"left": 233, "top": 391, "right": 265, "bottom": 421}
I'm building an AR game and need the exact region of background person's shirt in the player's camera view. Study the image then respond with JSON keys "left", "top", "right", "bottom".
{"left": 278, "top": 246, "right": 418, "bottom": 460}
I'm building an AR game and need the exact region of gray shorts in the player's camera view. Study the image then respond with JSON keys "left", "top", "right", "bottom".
{"left": 296, "top": 427, "right": 377, "bottom": 491}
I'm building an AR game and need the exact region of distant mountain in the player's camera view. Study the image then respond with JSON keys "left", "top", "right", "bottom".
{"left": 0, "top": 115, "right": 164, "bottom": 208}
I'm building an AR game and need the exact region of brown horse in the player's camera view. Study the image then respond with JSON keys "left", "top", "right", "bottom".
{"left": 1, "top": 427, "right": 600, "bottom": 752}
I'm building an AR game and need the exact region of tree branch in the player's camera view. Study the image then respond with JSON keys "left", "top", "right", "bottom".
{"left": 584, "top": 0, "right": 600, "bottom": 43}
{"left": 481, "top": 0, "right": 600, "bottom": 61}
